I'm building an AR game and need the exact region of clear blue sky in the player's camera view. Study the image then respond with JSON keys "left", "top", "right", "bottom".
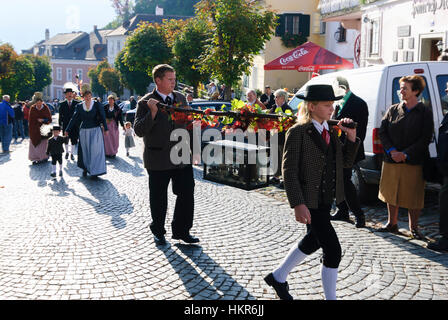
{"left": 0, "top": 0, "right": 117, "bottom": 52}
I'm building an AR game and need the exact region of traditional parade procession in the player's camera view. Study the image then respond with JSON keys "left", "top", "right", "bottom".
{"left": 1, "top": 0, "right": 448, "bottom": 309}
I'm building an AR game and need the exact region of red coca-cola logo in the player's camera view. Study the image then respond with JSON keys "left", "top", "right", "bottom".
{"left": 279, "top": 48, "right": 309, "bottom": 65}
{"left": 297, "top": 66, "right": 315, "bottom": 72}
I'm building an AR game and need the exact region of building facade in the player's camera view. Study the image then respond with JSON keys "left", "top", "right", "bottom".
{"left": 29, "top": 26, "right": 112, "bottom": 100}
{"left": 244, "top": 0, "right": 326, "bottom": 94}
{"left": 361, "top": 0, "right": 448, "bottom": 67}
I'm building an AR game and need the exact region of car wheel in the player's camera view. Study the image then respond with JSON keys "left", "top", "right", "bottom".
{"left": 351, "top": 165, "right": 379, "bottom": 204}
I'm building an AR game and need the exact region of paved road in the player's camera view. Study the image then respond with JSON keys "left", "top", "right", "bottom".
{"left": 1, "top": 132, "right": 448, "bottom": 300}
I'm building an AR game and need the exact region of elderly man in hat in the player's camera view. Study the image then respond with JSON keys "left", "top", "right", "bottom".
{"left": 58, "top": 88, "right": 80, "bottom": 161}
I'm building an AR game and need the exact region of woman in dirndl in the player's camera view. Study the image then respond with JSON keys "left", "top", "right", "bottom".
{"left": 378, "top": 75, "right": 434, "bottom": 239}
{"left": 28, "top": 93, "right": 52, "bottom": 164}
{"left": 103, "top": 94, "right": 124, "bottom": 158}
{"left": 65, "top": 84, "right": 108, "bottom": 178}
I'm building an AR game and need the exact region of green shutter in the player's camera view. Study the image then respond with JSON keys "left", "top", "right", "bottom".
{"left": 299, "top": 14, "right": 310, "bottom": 37}
{"left": 275, "top": 14, "right": 285, "bottom": 36}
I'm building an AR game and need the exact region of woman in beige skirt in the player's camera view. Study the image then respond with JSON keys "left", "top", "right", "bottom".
{"left": 378, "top": 75, "right": 434, "bottom": 239}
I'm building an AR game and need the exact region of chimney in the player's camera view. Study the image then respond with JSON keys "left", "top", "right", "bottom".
{"left": 45, "top": 29, "right": 50, "bottom": 41}
{"left": 155, "top": 5, "right": 164, "bottom": 16}
{"left": 94, "top": 25, "right": 98, "bottom": 32}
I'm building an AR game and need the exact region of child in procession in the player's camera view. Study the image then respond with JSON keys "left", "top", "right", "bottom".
{"left": 46, "top": 125, "right": 69, "bottom": 177}
{"left": 123, "top": 121, "right": 135, "bottom": 156}
{"left": 264, "top": 84, "right": 360, "bottom": 300}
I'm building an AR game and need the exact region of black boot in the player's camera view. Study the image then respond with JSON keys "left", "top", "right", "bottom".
{"left": 355, "top": 214, "right": 366, "bottom": 228}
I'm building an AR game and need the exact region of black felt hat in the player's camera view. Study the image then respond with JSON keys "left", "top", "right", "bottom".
{"left": 63, "top": 88, "right": 73, "bottom": 94}
{"left": 296, "top": 84, "right": 343, "bottom": 101}
{"left": 52, "top": 125, "right": 61, "bottom": 131}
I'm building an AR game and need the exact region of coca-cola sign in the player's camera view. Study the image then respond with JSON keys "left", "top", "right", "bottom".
{"left": 279, "top": 48, "right": 309, "bottom": 65}
{"left": 297, "top": 66, "right": 315, "bottom": 72}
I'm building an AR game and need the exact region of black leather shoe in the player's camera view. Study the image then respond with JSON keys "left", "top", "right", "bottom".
{"left": 355, "top": 215, "right": 366, "bottom": 228}
{"left": 154, "top": 235, "right": 167, "bottom": 246}
{"left": 172, "top": 234, "right": 200, "bottom": 244}
{"left": 65, "top": 153, "right": 69, "bottom": 160}
{"left": 82, "top": 170, "right": 87, "bottom": 177}
{"left": 427, "top": 237, "right": 448, "bottom": 252}
{"left": 330, "top": 210, "right": 350, "bottom": 222}
{"left": 50, "top": 172, "right": 56, "bottom": 177}
{"left": 264, "top": 273, "right": 293, "bottom": 300}
{"left": 71, "top": 154, "right": 75, "bottom": 160}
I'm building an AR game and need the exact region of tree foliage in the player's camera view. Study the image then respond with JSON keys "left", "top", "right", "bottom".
{"left": 24, "top": 54, "right": 52, "bottom": 94}
{"left": 99, "top": 67, "right": 122, "bottom": 95}
{"left": 0, "top": 43, "right": 18, "bottom": 80}
{"left": 88, "top": 60, "right": 110, "bottom": 97}
{"left": 195, "top": 0, "right": 277, "bottom": 99}
{"left": 115, "top": 49, "right": 151, "bottom": 95}
{"left": 172, "top": 19, "right": 210, "bottom": 95}
{"left": 122, "top": 22, "right": 172, "bottom": 76}
{"left": 0, "top": 55, "right": 34, "bottom": 100}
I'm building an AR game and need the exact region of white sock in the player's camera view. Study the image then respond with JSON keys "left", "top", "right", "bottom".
{"left": 272, "top": 246, "right": 307, "bottom": 283}
{"left": 321, "top": 265, "right": 338, "bottom": 300}
{"left": 52, "top": 165, "right": 56, "bottom": 174}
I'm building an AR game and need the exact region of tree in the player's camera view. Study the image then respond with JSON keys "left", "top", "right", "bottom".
{"left": 24, "top": 54, "right": 52, "bottom": 94}
{"left": 122, "top": 22, "right": 172, "bottom": 76}
{"left": 88, "top": 60, "right": 110, "bottom": 98}
{"left": 0, "top": 55, "right": 34, "bottom": 100}
{"left": 0, "top": 43, "right": 18, "bottom": 80}
{"left": 111, "top": 0, "right": 133, "bottom": 21}
{"left": 99, "top": 67, "right": 122, "bottom": 95}
{"left": 195, "top": 0, "right": 277, "bottom": 100}
{"left": 115, "top": 49, "right": 151, "bottom": 95}
{"left": 172, "top": 19, "right": 210, "bottom": 96}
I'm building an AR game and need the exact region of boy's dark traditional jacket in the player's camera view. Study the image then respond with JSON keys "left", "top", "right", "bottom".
{"left": 46, "top": 136, "right": 69, "bottom": 156}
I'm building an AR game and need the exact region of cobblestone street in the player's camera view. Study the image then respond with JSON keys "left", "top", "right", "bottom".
{"left": 1, "top": 131, "right": 448, "bottom": 300}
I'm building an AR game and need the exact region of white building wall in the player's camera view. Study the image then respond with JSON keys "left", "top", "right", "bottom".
{"left": 361, "top": 0, "right": 448, "bottom": 67}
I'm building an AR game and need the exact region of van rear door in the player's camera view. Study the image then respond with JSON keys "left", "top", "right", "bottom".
{"left": 386, "top": 63, "right": 438, "bottom": 157}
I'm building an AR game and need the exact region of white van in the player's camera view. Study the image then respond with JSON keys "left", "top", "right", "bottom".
{"left": 289, "top": 61, "right": 448, "bottom": 203}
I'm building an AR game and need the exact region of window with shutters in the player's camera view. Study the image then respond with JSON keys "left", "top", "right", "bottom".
{"left": 275, "top": 13, "right": 310, "bottom": 38}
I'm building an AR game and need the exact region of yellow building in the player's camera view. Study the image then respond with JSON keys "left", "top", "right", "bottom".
{"left": 244, "top": 0, "right": 325, "bottom": 94}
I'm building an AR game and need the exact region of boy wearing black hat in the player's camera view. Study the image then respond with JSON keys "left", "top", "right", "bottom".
{"left": 264, "top": 84, "right": 360, "bottom": 300}
{"left": 46, "top": 125, "right": 69, "bottom": 177}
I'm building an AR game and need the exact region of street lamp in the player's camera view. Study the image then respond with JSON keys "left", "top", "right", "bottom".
{"left": 436, "top": 40, "right": 444, "bottom": 53}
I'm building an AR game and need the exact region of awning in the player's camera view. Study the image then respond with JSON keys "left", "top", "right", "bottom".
{"left": 264, "top": 41, "right": 354, "bottom": 72}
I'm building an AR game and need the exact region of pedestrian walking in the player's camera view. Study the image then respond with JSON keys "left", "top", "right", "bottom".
{"left": 58, "top": 88, "right": 80, "bottom": 161}
{"left": 0, "top": 95, "right": 14, "bottom": 153}
{"left": 264, "top": 84, "right": 360, "bottom": 300}
{"left": 330, "top": 76, "right": 369, "bottom": 228}
{"left": 12, "top": 101, "right": 25, "bottom": 142}
{"left": 103, "top": 94, "right": 124, "bottom": 158}
{"left": 23, "top": 101, "right": 30, "bottom": 137}
{"left": 46, "top": 125, "right": 69, "bottom": 178}
{"left": 134, "top": 64, "right": 199, "bottom": 246}
{"left": 28, "top": 93, "right": 52, "bottom": 164}
{"left": 65, "top": 84, "right": 108, "bottom": 178}
{"left": 377, "top": 75, "right": 433, "bottom": 240}
{"left": 428, "top": 112, "right": 448, "bottom": 252}
{"left": 123, "top": 121, "right": 135, "bottom": 157}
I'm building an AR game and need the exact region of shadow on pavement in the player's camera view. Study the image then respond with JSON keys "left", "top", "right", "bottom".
{"left": 158, "top": 243, "right": 255, "bottom": 300}
{"left": 106, "top": 156, "right": 145, "bottom": 177}
{"left": 28, "top": 160, "right": 50, "bottom": 188}
{"left": 70, "top": 177, "right": 134, "bottom": 230}
{"left": 0, "top": 152, "right": 11, "bottom": 165}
